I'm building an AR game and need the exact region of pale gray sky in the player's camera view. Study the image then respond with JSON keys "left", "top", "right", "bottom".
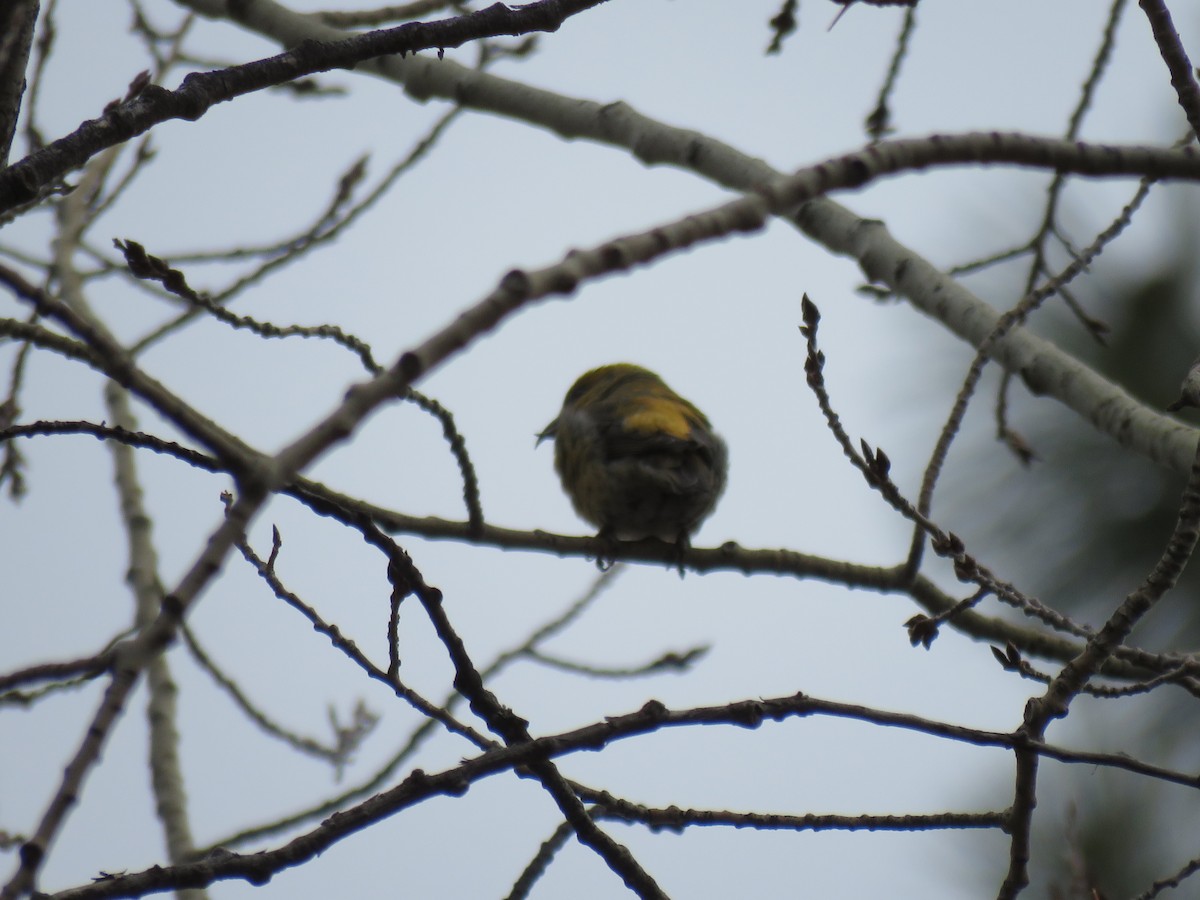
{"left": 3, "top": 2, "right": 1197, "bottom": 897}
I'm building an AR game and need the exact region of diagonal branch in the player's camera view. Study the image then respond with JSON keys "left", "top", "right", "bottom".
{"left": 169, "top": 0, "right": 1200, "bottom": 480}
{"left": 0, "top": 0, "right": 608, "bottom": 212}
{"left": 41, "top": 688, "right": 1200, "bottom": 899}
{"left": 1139, "top": 0, "right": 1200, "bottom": 139}
{"left": 0, "top": 0, "right": 39, "bottom": 166}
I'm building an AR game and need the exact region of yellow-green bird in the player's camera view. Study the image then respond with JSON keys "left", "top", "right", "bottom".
{"left": 538, "top": 364, "right": 727, "bottom": 558}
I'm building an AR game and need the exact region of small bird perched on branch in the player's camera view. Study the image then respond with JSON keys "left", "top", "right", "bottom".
{"left": 538, "top": 363, "right": 727, "bottom": 568}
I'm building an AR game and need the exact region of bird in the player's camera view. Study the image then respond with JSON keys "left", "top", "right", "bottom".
{"left": 537, "top": 363, "right": 727, "bottom": 569}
